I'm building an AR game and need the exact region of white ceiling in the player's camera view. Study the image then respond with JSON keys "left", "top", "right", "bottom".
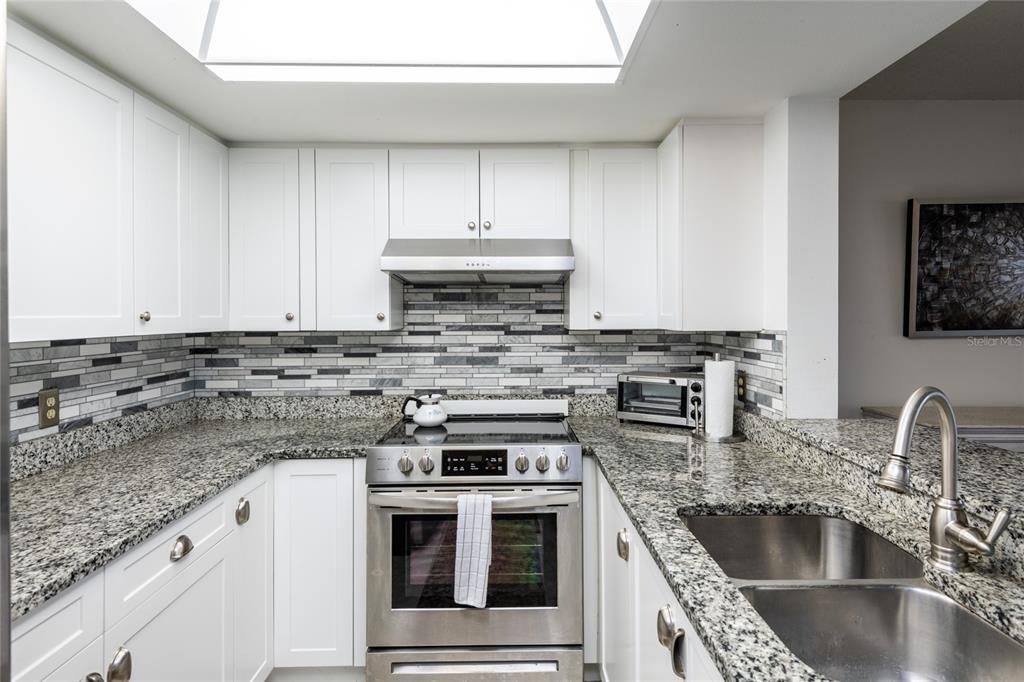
{"left": 846, "top": 0, "right": 1024, "bottom": 100}
{"left": 11, "top": 0, "right": 982, "bottom": 143}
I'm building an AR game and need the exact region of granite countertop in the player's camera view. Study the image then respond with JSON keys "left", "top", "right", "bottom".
{"left": 571, "top": 417, "right": 1024, "bottom": 682}
{"left": 10, "top": 417, "right": 394, "bottom": 619}
{"left": 862, "top": 405, "right": 1024, "bottom": 430}
{"left": 13, "top": 412, "right": 1024, "bottom": 682}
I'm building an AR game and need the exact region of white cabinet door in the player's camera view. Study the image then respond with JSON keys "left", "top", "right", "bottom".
{"left": 315, "top": 149, "right": 402, "bottom": 330}
{"left": 480, "top": 149, "right": 569, "bottom": 239}
{"left": 233, "top": 469, "right": 274, "bottom": 682}
{"left": 572, "top": 149, "right": 658, "bottom": 330}
{"left": 274, "top": 460, "right": 355, "bottom": 667}
{"left": 635, "top": 535, "right": 722, "bottom": 682}
{"left": 104, "top": 534, "right": 235, "bottom": 682}
{"left": 599, "top": 473, "right": 637, "bottom": 682}
{"left": 389, "top": 149, "right": 479, "bottom": 239}
{"left": 583, "top": 456, "right": 600, "bottom": 665}
{"left": 11, "top": 572, "right": 103, "bottom": 682}
{"left": 657, "top": 125, "right": 684, "bottom": 331}
{"left": 229, "top": 148, "right": 301, "bottom": 331}
{"left": 41, "top": 637, "right": 104, "bottom": 682}
{"left": 680, "top": 122, "right": 764, "bottom": 331}
{"left": 7, "top": 22, "right": 134, "bottom": 342}
{"left": 189, "top": 127, "right": 230, "bottom": 332}
{"left": 133, "top": 93, "right": 189, "bottom": 334}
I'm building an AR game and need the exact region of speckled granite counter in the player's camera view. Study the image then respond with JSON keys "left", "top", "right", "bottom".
{"left": 571, "top": 417, "right": 1024, "bottom": 681}
{"left": 13, "top": 408, "right": 1024, "bottom": 682}
{"left": 10, "top": 417, "right": 392, "bottom": 620}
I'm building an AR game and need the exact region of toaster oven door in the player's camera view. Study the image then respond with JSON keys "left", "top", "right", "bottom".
{"left": 618, "top": 378, "right": 689, "bottom": 424}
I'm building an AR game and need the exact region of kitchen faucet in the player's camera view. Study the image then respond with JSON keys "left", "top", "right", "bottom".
{"left": 877, "top": 386, "right": 1012, "bottom": 572}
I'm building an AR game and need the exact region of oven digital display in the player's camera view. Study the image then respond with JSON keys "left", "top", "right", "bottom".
{"left": 442, "top": 449, "right": 507, "bottom": 476}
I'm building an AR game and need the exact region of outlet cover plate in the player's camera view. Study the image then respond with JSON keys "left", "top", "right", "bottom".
{"left": 38, "top": 388, "right": 59, "bottom": 428}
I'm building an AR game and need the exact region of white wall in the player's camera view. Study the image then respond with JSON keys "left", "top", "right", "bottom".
{"left": 839, "top": 100, "right": 1024, "bottom": 416}
{"left": 762, "top": 97, "right": 840, "bottom": 418}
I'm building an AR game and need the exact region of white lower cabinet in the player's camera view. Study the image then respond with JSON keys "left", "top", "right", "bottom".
{"left": 273, "top": 460, "right": 356, "bottom": 668}
{"left": 234, "top": 468, "right": 275, "bottom": 682}
{"left": 597, "top": 471, "right": 722, "bottom": 682}
{"left": 598, "top": 472, "right": 637, "bottom": 681}
{"left": 104, "top": 534, "right": 236, "bottom": 682}
{"left": 11, "top": 573, "right": 104, "bottom": 682}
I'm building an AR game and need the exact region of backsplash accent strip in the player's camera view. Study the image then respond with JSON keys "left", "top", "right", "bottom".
{"left": 8, "top": 285, "right": 786, "bottom": 451}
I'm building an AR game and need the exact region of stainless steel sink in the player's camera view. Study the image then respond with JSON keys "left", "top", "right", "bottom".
{"left": 681, "top": 515, "right": 923, "bottom": 580}
{"left": 741, "top": 584, "right": 1024, "bottom": 682}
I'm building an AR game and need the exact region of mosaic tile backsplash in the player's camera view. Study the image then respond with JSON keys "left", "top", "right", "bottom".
{"left": 9, "top": 285, "right": 786, "bottom": 444}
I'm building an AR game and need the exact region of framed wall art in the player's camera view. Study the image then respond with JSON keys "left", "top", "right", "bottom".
{"left": 904, "top": 199, "right": 1024, "bottom": 337}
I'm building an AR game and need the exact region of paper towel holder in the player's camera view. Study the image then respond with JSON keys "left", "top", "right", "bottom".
{"left": 692, "top": 353, "right": 747, "bottom": 444}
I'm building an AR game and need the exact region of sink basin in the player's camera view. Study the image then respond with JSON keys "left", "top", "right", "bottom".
{"left": 681, "top": 515, "right": 922, "bottom": 580}
{"left": 741, "top": 584, "right": 1024, "bottom": 681}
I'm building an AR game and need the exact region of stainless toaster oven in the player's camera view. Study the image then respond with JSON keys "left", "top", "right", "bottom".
{"left": 617, "top": 372, "right": 704, "bottom": 427}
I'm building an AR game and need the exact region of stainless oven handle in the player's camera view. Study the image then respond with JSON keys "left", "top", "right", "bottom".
{"left": 368, "top": 490, "right": 580, "bottom": 511}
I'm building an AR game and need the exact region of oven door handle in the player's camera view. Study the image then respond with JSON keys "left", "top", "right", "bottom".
{"left": 368, "top": 490, "right": 580, "bottom": 511}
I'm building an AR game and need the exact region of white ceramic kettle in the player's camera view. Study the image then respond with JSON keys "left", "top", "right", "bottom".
{"left": 402, "top": 394, "right": 448, "bottom": 427}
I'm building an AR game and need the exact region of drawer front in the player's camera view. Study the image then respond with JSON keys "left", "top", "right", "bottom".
{"left": 42, "top": 636, "right": 104, "bottom": 682}
{"left": 12, "top": 573, "right": 103, "bottom": 682}
{"left": 105, "top": 492, "right": 232, "bottom": 626}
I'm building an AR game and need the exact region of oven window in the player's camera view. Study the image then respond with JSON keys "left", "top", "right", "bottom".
{"left": 392, "top": 513, "right": 558, "bottom": 609}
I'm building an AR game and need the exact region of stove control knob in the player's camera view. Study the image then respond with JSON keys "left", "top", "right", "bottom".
{"left": 515, "top": 454, "right": 531, "bottom": 473}
{"left": 397, "top": 455, "right": 414, "bottom": 475}
{"left": 418, "top": 455, "right": 435, "bottom": 474}
{"left": 535, "top": 454, "right": 550, "bottom": 473}
{"left": 556, "top": 453, "right": 571, "bottom": 472}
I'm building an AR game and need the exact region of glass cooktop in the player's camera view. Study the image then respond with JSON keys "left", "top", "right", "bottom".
{"left": 376, "top": 417, "right": 577, "bottom": 447}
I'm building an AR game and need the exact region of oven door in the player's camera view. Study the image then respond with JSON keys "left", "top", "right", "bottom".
{"left": 367, "top": 487, "right": 582, "bottom": 648}
{"left": 618, "top": 377, "right": 687, "bottom": 423}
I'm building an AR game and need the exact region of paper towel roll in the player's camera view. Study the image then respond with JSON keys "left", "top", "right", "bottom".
{"left": 704, "top": 358, "right": 735, "bottom": 438}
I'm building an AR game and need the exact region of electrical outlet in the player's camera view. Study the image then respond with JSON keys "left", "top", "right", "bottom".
{"left": 736, "top": 373, "right": 746, "bottom": 399}
{"left": 38, "top": 388, "right": 60, "bottom": 428}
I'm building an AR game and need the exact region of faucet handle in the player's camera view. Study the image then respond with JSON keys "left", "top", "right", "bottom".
{"left": 946, "top": 509, "right": 1012, "bottom": 557}
{"left": 985, "top": 509, "right": 1012, "bottom": 548}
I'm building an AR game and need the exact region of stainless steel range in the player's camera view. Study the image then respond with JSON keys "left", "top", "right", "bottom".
{"left": 365, "top": 400, "right": 584, "bottom": 681}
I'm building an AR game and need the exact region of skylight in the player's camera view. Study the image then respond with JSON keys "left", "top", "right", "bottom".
{"left": 126, "top": 0, "right": 652, "bottom": 83}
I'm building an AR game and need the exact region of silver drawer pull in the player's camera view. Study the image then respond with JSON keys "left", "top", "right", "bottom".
{"left": 107, "top": 647, "right": 132, "bottom": 682}
{"left": 671, "top": 628, "right": 687, "bottom": 679}
{"left": 169, "top": 534, "right": 194, "bottom": 562}
{"left": 85, "top": 673, "right": 105, "bottom": 682}
{"left": 657, "top": 604, "right": 679, "bottom": 647}
{"left": 235, "top": 497, "right": 251, "bottom": 525}
{"left": 616, "top": 528, "right": 630, "bottom": 561}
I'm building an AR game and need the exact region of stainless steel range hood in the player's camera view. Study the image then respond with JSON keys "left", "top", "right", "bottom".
{"left": 380, "top": 238, "right": 575, "bottom": 285}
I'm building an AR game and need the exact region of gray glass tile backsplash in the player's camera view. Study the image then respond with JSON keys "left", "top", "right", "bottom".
{"left": 8, "top": 285, "right": 785, "bottom": 444}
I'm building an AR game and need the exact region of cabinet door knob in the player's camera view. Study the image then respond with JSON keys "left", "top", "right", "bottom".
{"left": 107, "top": 647, "right": 132, "bottom": 682}
{"left": 235, "top": 497, "right": 251, "bottom": 525}
{"left": 139, "top": 311, "right": 151, "bottom": 322}
{"left": 467, "top": 221, "right": 477, "bottom": 231}
{"left": 616, "top": 528, "right": 630, "bottom": 561}
{"left": 483, "top": 220, "right": 492, "bottom": 230}
{"left": 85, "top": 674, "right": 105, "bottom": 682}
{"left": 593, "top": 311, "right": 603, "bottom": 320}
{"left": 169, "top": 534, "right": 194, "bottom": 562}
{"left": 376, "top": 312, "right": 385, "bottom": 321}
{"left": 285, "top": 312, "right": 295, "bottom": 321}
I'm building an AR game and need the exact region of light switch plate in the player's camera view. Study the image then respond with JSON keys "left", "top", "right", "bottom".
{"left": 38, "top": 388, "right": 59, "bottom": 428}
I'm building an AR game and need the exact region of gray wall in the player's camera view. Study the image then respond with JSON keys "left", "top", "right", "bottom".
{"left": 839, "top": 100, "right": 1024, "bottom": 416}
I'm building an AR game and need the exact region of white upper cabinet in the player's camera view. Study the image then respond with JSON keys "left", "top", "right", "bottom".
{"left": 189, "top": 127, "right": 230, "bottom": 332}
{"left": 229, "top": 148, "right": 301, "bottom": 331}
{"left": 389, "top": 149, "right": 480, "bottom": 238}
{"left": 678, "top": 122, "right": 764, "bottom": 331}
{"left": 315, "top": 149, "right": 402, "bottom": 330}
{"left": 569, "top": 148, "right": 658, "bottom": 330}
{"left": 133, "top": 94, "right": 190, "bottom": 335}
{"left": 7, "top": 22, "right": 134, "bottom": 342}
{"left": 479, "top": 149, "right": 570, "bottom": 239}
